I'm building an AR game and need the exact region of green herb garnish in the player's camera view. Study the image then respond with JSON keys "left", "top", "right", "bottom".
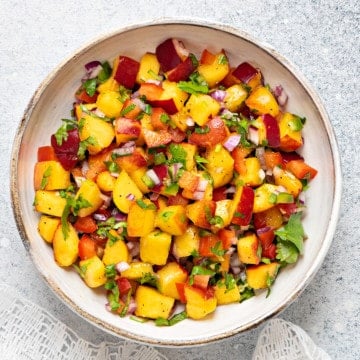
{"left": 155, "top": 311, "right": 187, "bottom": 326}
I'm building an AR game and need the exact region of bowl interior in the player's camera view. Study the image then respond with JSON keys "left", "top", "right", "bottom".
{"left": 11, "top": 21, "right": 341, "bottom": 346}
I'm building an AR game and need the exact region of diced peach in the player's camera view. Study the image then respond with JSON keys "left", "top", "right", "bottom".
{"left": 184, "top": 285, "right": 217, "bottom": 319}
{"left": 114, "top": 148, "right": 147, "bottom": 173}
{"left": 246, "top": 262, "right": 280, "bottom": 289}
{"left": 142, "top": 128, "right": 172, "bottom": 148}
{"left": 278, "top": 112, "right": 303, "bottom": 152}
{"left": 186, "top": 200, "right": 216, "bottom": 230}
{"left": 237, "top": 232, "right": 261, "bottom": 265}
{"left": 185, "top": 93, "right": 220, "bottom": 126}
{"left": 157, "top": 262, "right": 188, "bottom": 300}
{"left": 114, "top": 117, "right": 142, "bottom": 145}
{"left": 113, "top": 55, "right": 140, "bottom": 89}
{"left": 197, "top": 50, "right": 230, "bottom": 88}
{"left": 136, "top": 52, "right": 161, "bottom": 83}
{"left": 189, "top": 117, "right": 228, "bottom": 147}
{"left": 138, "top": 82, "right": 164, "bottom": 101}
{"left": 285, "top": 159, "right": 318, "bottom": 180}
{"left": 34, "top": 160, "right": 70, "bottom": 190}
{"left": 245, "top": 86, "right": 279, "bottom": 117}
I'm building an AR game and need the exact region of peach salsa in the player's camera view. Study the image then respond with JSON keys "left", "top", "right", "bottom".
{"left": 33, "top": 38, "right": 317, "bottom": 324}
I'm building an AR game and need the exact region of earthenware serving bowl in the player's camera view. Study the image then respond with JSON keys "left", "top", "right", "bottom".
{"left": 11, "top": 20, "right": 341, "bottom": 346}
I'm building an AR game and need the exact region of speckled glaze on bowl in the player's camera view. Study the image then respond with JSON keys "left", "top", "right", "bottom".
{"left": 11, "top": 19, "right": 341, "bottom": 346}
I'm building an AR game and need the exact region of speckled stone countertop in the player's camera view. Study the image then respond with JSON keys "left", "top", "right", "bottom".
{"left": 1, "top": 1, "right": 359, "bottom": 359}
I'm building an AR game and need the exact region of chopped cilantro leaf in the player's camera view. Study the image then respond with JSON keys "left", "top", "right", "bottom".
{"left": 155, "top": 311, "right": 187, "bottom": 326}
{"left": 104, "top": 160, "right": 120, "bottom": 173}
{"left": 218, "top": 54, "right": 228, "bottom": 65}
{"left": 177, "top": 72, "right": 209, "bottom": 94}
{"left": 78, "top": 136, "right": 97, "bottom": 159}
{"left": 276, "top": 241, "right": 299, "bottom": 264}
{"left": 97, "top": 61, "right": 112, "bottom": 83}
{"left": 168, "top": 143, "right": 187, "bottom": 167}
{"left": 120, "top": 103, "right": 136, "bottom": 116}
{"left": 211, "top": 241, "right": 226, "bottom": 257}
{"left": 218, "top": 272, "right": 236, "bottom": 292}
{"left": 194, "top": 125, "right": 210, "bottom": 134}
{"left": 40, "top": 166, "right": 52, "bottom": 190}
{"left": 275, "top": 212, "right": 305, "bottom": 253}
{"left": 83, "top": 78, "right": 97, "bottom": 97}
{"left": 139, "top": 272, "right": 158, "bottom": 287}
{"left": 54, "top": 119, "right": 78, "bottom": 146}
{"left": 105, "top": 264, "right": 117, "bottom": 278}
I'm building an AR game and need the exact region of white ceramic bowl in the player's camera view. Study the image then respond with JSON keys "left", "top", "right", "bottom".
{"left": 11, "top": 20, "right": 341, "bottom": 346}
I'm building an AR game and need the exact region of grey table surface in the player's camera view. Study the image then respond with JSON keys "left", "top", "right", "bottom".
{"left": 1, "top": 1, "right": 359, "bottom": 359}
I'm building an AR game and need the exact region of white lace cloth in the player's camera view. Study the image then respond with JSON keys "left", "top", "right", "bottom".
{"left": 0, "top": 283, "right": 330, "bottom": 359}
{"left": 252, "top": 319, "right": 331, "bottom": 360}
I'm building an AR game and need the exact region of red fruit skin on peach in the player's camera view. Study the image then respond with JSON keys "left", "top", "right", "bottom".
{"left": 114, "top": 56, "right": 140, "bottom": 89}
{"left": 149, "top": 98, "right": 178, "bottom": 115}
{"left": 156, "top": 38, "right": 181, "bottom": 72}
{"left": 167, "top": 56, "right": 196, "bottom": 82}
{"left": 232, "top": 62, "right": 258, "bottom": 83}
{"left": 51, "top": 128, "right": 80, "bottom": 170}
{"left": 262, "top": 114, "right": 280, "bottom": 147}
{"left": 232, "top": 186, "right": 254, "bottom": 226}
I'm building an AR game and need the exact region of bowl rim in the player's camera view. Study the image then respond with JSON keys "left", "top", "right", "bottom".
{"left": 10, "top": 18, "right": 342, "bottom": 346}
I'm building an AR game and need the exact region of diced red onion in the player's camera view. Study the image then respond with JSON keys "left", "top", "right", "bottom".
{"left": 115, "top": 261, "right": 130, "bottom": 273}
{"left": 256, "top": 226, "right": 272, "bottom": 236}
{"left": 85, "top": 60, "right": 102, "bottom": 72}
{"left": 223, "top": 134, "right": 241, "bottom": 152}
{"left": 126, "top": 193, "right": 135, "bottom": 201}
{"left": 92, "top": 108, "right": 106, "bottom": 118}
{"left": 128, "top": 242, "right": 140, "bottom": 258}
{"left": 248, "top": 126, "right": 259, "bottom": 145}
{"left": 81, "top": 160, "right": 89, "bottom": 175}
{"left": 231, "top": 266, "right": 241, "bottom": 275}
{"left": 255, "top": 147, "right": 266, "bottom": 169}
{"left": 224, "top": 186, "right": 236, "bottom": 194}
{"left": 110, "top": 172, "right": 119, "bottom": 178}
{"left": 83, "top": 61, "right": 102, "bottom": 80}
{"left": 145, "top": 79, "right": 162, "bottom": 86}
{"left": 100, "top": 193, "right": 112, "bottom": 209}
{"left": 173, "top": 39, "right": 189, "bottom": 60}
{"left": 192, "top": 190, "right": 205, "bottom": 200}
{"left": 258, "top": 169, "right": 266, "bottom": 181}
{"left": 298, "top": 191, "right": 306, "bottom": 204}
{"left": 114, "top": 212, "right": 127, "bottom": 222}
{"left": 169, "top": 162, "right": 183, "bottom": 180}
{"left": 112, "top": 143, "right": 135, "bottom": 156}
{"left": 211, "top": 89, "right": 227, "bottom": 102}
{"left": 105, "top": 303, "right": 112, "bottom": 312}
{"left": 93, "top": 213, "right": 108, "bottom": 221}
{"left": 196, "top": 179, "right": 208, "bottom": 192}
{"left": 126, "top": 242, "right": 134, "bottom": 250}
{"left": 273, "top": 85, "right": 288, "bottom": 106}
{"left": 266, "top": 169, "right": 273, "bottom": 176}
{"left": 185, "top": 117, "right": 195, "bottom": 127}
{"left": 146, "top": 169, "right": 161, "bottom": 185}
{"left": 240, "top": 225, "right": 250, "bottom": 231}
{"left": 127, "top": 298, "right": 137, "bottom": 314}
{"left": 74, "top": 176, "right": 86, "bottom": 188}
{"left": 122, "top": 141, "right": 136, "bottom": 148}
{"left": 131, "top": 90, "right": 140, "bottom": 99}
{"left": 230, "top": 253, "right": 241, "bottom": 267}
{"left": 220, "top": 109, "right": 233, "bottom": 119}
{"left": 132, "top": 97, "right": 146, "bottom": 111}
{"left": 226, "top": 247, "right": 236, "bottom": 255}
